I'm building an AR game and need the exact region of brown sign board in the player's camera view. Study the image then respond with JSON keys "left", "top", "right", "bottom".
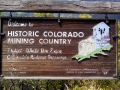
{"left": 0, "top": 18, "right": 118, "bottom": 79}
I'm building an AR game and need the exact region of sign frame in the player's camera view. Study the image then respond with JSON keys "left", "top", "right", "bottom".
{"left": 0, "top": 17, "right": 118, "bottom": 79}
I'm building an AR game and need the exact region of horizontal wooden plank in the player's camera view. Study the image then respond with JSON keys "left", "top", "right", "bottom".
{"left": 2, "top": 71, "right": 116, "bottom": 77}
{"left": 3, "top": 77, "right": 117, "bottom": 80}
{"left": 2, "top": 60, "right": 116, "bottom": 65}
{"left": 2, "top": 64, "right": 116, "bottom": 71}
{"left": 0, "top": 1, "right": 120, "bottom": 13}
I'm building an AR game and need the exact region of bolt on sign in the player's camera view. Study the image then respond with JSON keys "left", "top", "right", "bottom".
{"left": 0, "top": 18, "right": 118, "bottom": 79}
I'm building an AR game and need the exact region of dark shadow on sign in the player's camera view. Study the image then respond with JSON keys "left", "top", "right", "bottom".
{"left": 0, "top": 18, "right": 4, "bottom": 78}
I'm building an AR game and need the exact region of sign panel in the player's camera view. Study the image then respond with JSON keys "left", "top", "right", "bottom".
{"left": 1, "top": 18, "right": 118, "bottom": 79}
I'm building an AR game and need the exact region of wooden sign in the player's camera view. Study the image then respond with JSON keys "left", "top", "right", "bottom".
{"left": 0, "top": 18, "right": 118, "bottom": 79}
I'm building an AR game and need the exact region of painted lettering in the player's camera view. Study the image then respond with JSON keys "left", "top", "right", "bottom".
{"left": 7, "top": 38, "right": 34, "bottom": 44}
{"left": 8, "top": 21, "right": 27, "bottom": 27}
{"left": 50, "top": 48, "right": 62, "bottom": 54}
{"left": 48, "top": 55, "right": 67, "bottom": 60}
{"left": 39, "top": 39, "right": 71, "bottom": 44}
{"left": 8, "top": 31, "right": 39, "bottom": 37}
{"left": 41, "top": 48, "right": 49, "bottom": 53}
{"left": 26, "top": 48, "right": 39, "bottom": 53}
{"left": 43, "top": 31, "right": 84, "bottom": 37}
{"left": 7, "top": 48, "right": 22, "bottom": 53}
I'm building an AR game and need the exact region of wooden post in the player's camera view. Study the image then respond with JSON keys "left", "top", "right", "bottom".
{"left": 0, "top": 18, "right": 2, "bottom": 77}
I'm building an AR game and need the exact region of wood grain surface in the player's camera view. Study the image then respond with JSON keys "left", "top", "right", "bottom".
{"left": 0, "top": 0, "right": 120, "bottom": 13}
{"left": 0, "top": 18, "right": 118, "bottom": 79}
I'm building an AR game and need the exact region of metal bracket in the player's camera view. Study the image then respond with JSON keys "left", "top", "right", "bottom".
{"left": 105, "top": 14, "right": 109, "bottom": 24}
{"left": 0, "top": 75, "right": 4, "bottom": 78}
{"left": 112, "top": 36, "right": 120, "bottom": 39}
{"left": 113, "top": 74, "right": 120, "bottom": 79}
{"left": 58, "top": 13, "right": 61, "bottom": 24}
{"left": 0, "top": 19, "right": 5, "bottom": 77}
{"left": 9, "top": 12, "right": 12, "bottom": 22}
{"left": 0, "top": 33, "right": 5, "bottom": 36}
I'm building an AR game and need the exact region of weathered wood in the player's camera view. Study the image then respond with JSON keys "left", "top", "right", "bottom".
{"left": 0, "top": 0, "right": 120, "bottom": 13}
{"left": 1, "top": 18, "right": 117, "bottom": 79}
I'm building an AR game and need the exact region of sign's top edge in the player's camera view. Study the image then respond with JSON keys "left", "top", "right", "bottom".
{"left": 0, "top": 17, "right": 117, "bottom": 21}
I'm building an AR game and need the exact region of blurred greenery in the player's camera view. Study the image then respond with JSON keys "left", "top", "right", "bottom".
{"left": 0, "top": 12, "right": 5, "bottom": 16}
{"left": 79, "top": 14, "right": 92, "bottom": 18}
{"left": 34, "top": 13, "right": 54, "bottom": 17}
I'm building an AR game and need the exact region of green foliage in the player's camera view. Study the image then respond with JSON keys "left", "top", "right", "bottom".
{"left": 0, "top": 76, "right": 120, "bottom": 89}
{"left": 17, "top": 12, "right": 24, "bottom": 17}
{"left": 118, "top": 21, "right": 120, "bottom": 76}
{"left": 0, "top": 12, "right": 5, "bottom": 16}
{"left": 34, "top": 13, "right": 54, "bottom": 17}
{"left": 68, "top": 14, "right": 73, "bottom": 18}
{"left": 79, "top": 14, "right": 92, "bottom": 18}
{"left": 69, "top": 80, "right": 120, "bottom": 90}
{"left": 118, "top": 21, "right": 120, "bottom": 57}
